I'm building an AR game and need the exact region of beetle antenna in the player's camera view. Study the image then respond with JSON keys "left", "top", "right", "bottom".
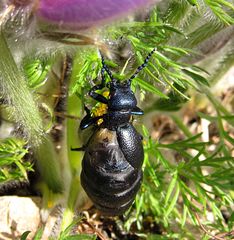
{"left": 100, "top": 66, "right": 106, "bottom": 87}
{"left": 100, "top": 54, "right": 115, "bottom": 81}
{"left": 128, "top": 48, "right": 156, "bottom": 83}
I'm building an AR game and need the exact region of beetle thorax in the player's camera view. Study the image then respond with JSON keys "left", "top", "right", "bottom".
{"left": 100, "top": 84, "right": 136, "bottom": 129}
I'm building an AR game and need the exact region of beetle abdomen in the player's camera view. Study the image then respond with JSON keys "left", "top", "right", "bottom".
{"left": 81, "top": 128, "right": 143, "bottom": 215}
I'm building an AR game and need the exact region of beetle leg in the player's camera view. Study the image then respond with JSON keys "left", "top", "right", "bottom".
{"left": 80, "top": 114, "right": 103, "bottom": 130}
{"left": 84, "top": 105, "right": 90, "bottom": 114}
{"left": 140, "top": 134, "right": 143, "bottom": 140}
{"left": 89, "top": 88, "right": 108, "bottom": 104}
{"left": 80, "top": 105, "right": 92, "bottom": 129}
{"left": 89, "top": 65, "right": 109, "bottom": 103}
{"left": 81, "top": 104, "right": 104, "bottom": 129}
{"left": 89, "top": 77, "right": 108, "bottom": 104}
{"left": 71, "top": 146, "right": 86, "bottom": 151}
{"left": 131, "top": 106, "right": 144, "bottom": 115}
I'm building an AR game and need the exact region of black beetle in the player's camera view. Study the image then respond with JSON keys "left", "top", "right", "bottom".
{"left": 72, "top": 48, "right": 156, "bottom": 215}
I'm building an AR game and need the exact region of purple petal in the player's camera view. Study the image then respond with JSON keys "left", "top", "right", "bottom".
{"left": 36, "top": 0, "right": 153, "bottom": 30}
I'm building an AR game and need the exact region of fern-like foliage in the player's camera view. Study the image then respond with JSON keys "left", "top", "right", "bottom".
{"left": 0, "top": 138, "right": 32, "bottom": 183}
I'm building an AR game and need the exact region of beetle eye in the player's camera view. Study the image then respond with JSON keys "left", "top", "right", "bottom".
{"left": 110, "top": 79, "right": 118, "bottom": 88}
{"left": 112, "top": 79, "right": 117, "bottom": 85}
{"left": 126, "top": 80, "right": 131, "bottom": 87}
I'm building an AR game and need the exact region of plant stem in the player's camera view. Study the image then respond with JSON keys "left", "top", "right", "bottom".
{"left": 0, "top": 30, "right": 64, "bottom": 193}
{"left": 0, "top": 30, "right": 43, "bottom": 145}
{"left": 61, "top": 52, "right": 85, "bottom": 229}
{"left": 34, "top": 135, "right": 64, "bottom": 193}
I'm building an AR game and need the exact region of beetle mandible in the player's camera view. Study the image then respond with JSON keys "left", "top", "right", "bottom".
{"left": 72, "top": 48, "right": 156, "bottom": 215}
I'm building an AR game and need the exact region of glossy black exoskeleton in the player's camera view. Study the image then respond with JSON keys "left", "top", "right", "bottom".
{"left": 72, "top": 48, "right": 156, "bottom": 215}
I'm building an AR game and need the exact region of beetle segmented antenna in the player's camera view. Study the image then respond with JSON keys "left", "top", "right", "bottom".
{"left": 100, "top": 65, "right": 106, "bottom": 87}
{"left": 101, "top": 54, "right": 114, "bottom": 81}
{"left": 128, "top": 47, "right": 157, "bottom": 83}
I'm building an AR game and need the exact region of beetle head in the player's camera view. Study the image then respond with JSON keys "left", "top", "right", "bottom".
{"left": 108, "top": 80, "right": 137, "bottom": 111}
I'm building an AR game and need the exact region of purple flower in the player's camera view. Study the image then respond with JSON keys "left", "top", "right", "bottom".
{"left": 36, "top": 0, "right": 153, "bottom": 30}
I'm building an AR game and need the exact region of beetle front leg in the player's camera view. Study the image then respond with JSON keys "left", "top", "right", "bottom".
{"left": 80, "top": 115, "right": 103, "bottom": 130}
{"left": 89, "top": 89, "right": 108, "bottom": 104}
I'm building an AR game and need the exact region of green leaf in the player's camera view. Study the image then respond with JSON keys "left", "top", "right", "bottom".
{"left": 162, "top": 25, "right": 185, "bottom": 35}
{"left": 198, "top": 112, "right": 234, "bottom": 122}
{"left": 181, "top": 205, "right": 188, "bottom": 227}
{"left": 142, "top": 125, "right": 149, "bottom": 138}
{"left": 165, "top": 183, "right": 180, "bottom": 217}
{"left": 186, "top": 0, "right": 198, "bottom": 6}
{"left": 182, "top": 69, "right": 210, "bottom": 86}
{"left": 158, "top": 133, "right": 208, "bottom": 150}
{"left": 165, "top": 173, "right": 178, "bottom": 205}
{"left": 133, "top": 77, "right": 168, "bottom": 98}
{"left": 62, "top": 235, "right": 96, "bottom": 240}
{"left": 33, "top": 228, "right": 43, "bottom": 240}
{"left": 153, "top": 149, "right": 172, "bottom": 170}
{"left": 0, "top": 138, "right": 31, "bottom": 183}
{"left": 59, "top": 218, "right": 83, "bottom": 239}
{"left": 195, "top": 157, "right": 233, "bottom": 167}
{"left": 20, "top": 231, "right": 31, "bottom": 240}
{"left": 148, "top": 235, "right": 172, "bottom": 240}
{"left": 178, "top": 180, "right": 200, "bottom": 202}
{"left": 24, "top": 59, "right": 51, "bottom": 89}
{"left": 154, "top": 51, "right": 181, "bottom": 68}
{"left": 181, "top": 192, "right": 202, "bottom": 213}
{"left": 204, "top": 0, "right": 234, "bottom": 24}
{"left": 160, "top": 45, "right": 190, "bottom": 56}
{"left": 210, "top": 202, "right": 224, "bottom": 219}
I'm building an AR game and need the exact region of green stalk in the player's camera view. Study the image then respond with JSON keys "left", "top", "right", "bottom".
{"left": 34, "top": 135, "right": 64, "bottom": 193}
{"left": 0, "top": 30, "right": 43, "bottom": 145}
{"left": 61, "top": 53, "right": 85, "bottom": 229}
{"left": 0, "top": 30, "right": 63, "bottom": 193}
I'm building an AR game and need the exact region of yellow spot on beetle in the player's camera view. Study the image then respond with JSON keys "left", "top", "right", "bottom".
{"left": 91, "top": 91, "right": 109, "bottom": 125}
